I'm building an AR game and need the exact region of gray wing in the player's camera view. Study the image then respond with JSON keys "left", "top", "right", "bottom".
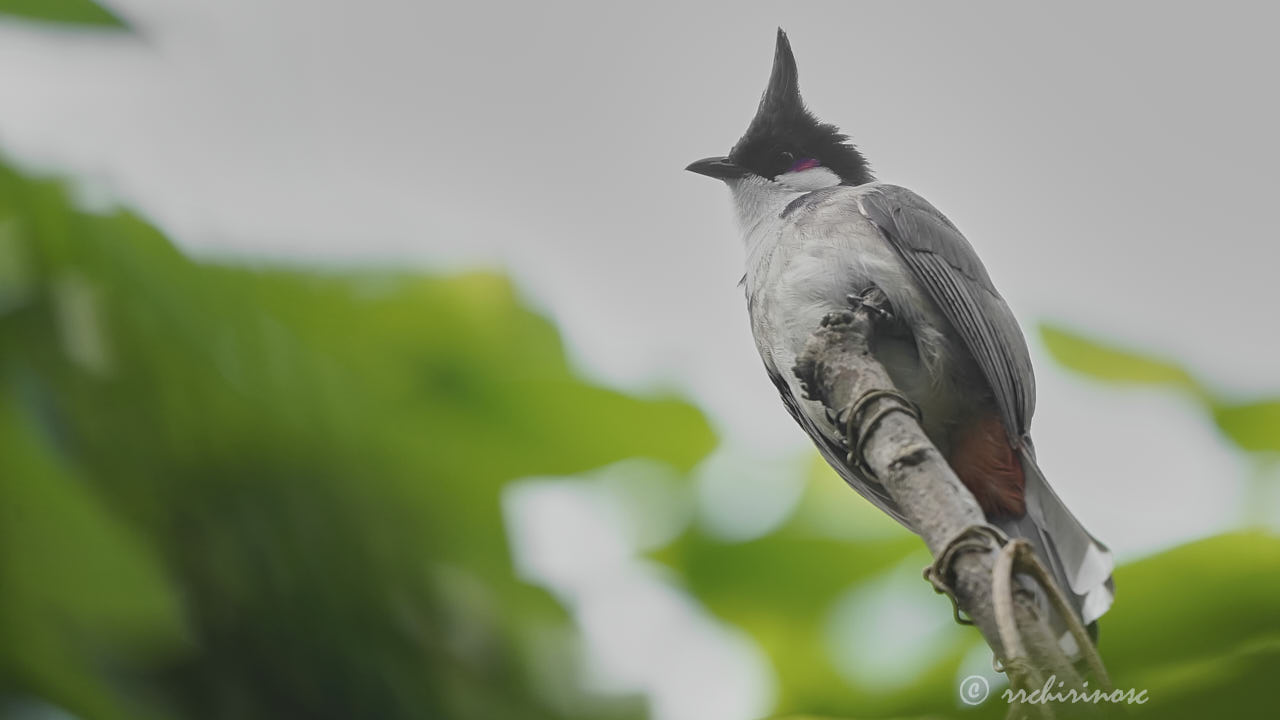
{"left": 764, "top": 364, "right": 913, "bottom": 528}
{"left": 856, "top": 184, "right": 1036, "bottom": 440}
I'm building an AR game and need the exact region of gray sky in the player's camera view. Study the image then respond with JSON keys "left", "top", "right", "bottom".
{"left": 2, "top": 3, "right": 1278, "bottom": 715}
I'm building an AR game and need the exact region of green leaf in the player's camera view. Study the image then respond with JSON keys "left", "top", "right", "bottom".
{"left": 1102, "top": 532, "right": 1280, "bottom": 718}
{"left": 0, "top": 0, "right": 128, "bottom": 28}
{"left": 1039, "top": 323, "right": 1201, "bottom": 393}
{"left": 1040, "top": 324, "right": 1280, "bottom": 457}
{"left": 0, "top": 395, "right": 183, "bottom": 720}
{"left": 1129, "top": 639, "right": 1280, "bottom": 720}
{"left": 1211, "top": 400, "right": 1280, "bottom": 454}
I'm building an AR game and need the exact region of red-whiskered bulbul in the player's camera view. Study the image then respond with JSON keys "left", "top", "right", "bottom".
{"left": 686, "top": 29, "right": 1114, "bottom": 639}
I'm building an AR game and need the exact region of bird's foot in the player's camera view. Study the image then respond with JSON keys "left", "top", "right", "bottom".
{"left": 846, "top": 286, "right": 895, "bottom": 324}
{"left": 819, "top": 310, "right": 855, "bottom": 328}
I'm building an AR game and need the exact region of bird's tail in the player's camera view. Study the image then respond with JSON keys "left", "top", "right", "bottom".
{"left": 993, "top": 442, "right": 1114, "bottom": 649}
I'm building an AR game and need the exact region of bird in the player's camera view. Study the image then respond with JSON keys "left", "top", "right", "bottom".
{"left": 686, "top": 29, "right": 1114, "bottom": 638}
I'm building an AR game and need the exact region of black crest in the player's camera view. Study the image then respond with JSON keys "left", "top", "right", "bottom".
{"left": 728, "top": 29, "right": 872, "bottom": 185}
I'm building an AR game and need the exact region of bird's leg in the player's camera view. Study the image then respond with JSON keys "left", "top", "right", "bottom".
{"left": 846, "top": 285, "right": 911, "bottom": 341}
{"left": 846, "top": 286, "right": 895, "bottom": 323}
{"left": 817, "top": 285, "right": 895, "bottom": 332}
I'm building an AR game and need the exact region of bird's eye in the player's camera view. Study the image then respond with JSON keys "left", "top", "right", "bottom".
{"left": 777, "top": 150, "right": 795, "bottom": 169}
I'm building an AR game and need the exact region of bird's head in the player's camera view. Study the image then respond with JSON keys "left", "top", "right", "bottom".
{"left": 686, "top": 29, "right": 872, "bottom": 192}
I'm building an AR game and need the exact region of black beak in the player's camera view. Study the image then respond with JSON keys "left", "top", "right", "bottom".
{"left": 685, "top": 156, "right": 748, "bottom": 180}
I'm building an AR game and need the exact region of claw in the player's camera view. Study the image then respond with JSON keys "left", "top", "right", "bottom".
{"left": 846, "top": 290, "right": 894, "bottom": 322}
{"left": 820, "top": 311, "right": 853, "bottom": 328}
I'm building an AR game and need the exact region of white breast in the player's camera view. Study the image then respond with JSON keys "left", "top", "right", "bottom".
{"left": 733, "top": 181, "right": 963, "bottom": 447}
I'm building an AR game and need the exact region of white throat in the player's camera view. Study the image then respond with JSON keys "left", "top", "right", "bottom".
{"left": 726, "top": 166, "right": 841, "bottom": 255}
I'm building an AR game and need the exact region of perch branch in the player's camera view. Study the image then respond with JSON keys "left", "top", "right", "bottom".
{"left": 792, "top": 289, "right": 1109, "bottom": 718}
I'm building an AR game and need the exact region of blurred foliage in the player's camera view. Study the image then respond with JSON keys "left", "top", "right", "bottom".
{"left": 1041, "top": 324, "right": 1280, "bottom": 455}
{"left": 655, "top": 457, "right": 938, "bottom": 716}
{"left": 659, "top": 462, "right": 1280, "bottom": 719}
{"left": 0, "top": 159, "right": 1275, "bottom": 720}
{"left": 1100, "top": 532, "right": 1280, "bottom": 719}
{"left": 0, "top": 0, "right": 127, "bottom": 28}
{"left": 0, "top": 158, "right": 715, "bottom": 719}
